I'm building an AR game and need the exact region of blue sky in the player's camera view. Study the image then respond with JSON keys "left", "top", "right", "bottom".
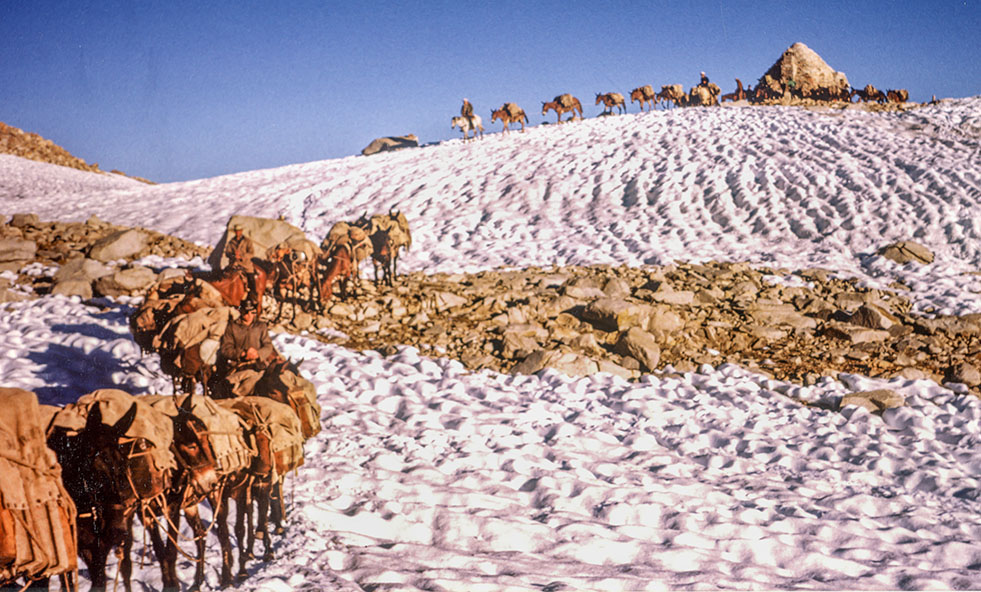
{"left": 2, "top": 1, "right": 978, "bottom": 183}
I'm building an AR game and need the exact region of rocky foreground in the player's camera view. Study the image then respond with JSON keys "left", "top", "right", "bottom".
{"left": 2, "top": 215, "right": 980, "bottom": 407}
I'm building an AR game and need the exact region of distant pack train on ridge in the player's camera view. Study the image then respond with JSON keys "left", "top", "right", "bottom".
{"left": 450, "top": 72, "right": 912, "bottom": 140}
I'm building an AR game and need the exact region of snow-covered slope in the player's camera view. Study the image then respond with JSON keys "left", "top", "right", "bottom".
{"left": 3, "top": 98, "right": 981, "bottom": 591}
{"left": 3, "top": 98, "right": 980, "bottom": 313}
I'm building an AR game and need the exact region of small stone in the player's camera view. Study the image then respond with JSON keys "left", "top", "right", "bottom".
{"left": 613, "top": 327, "right": 661, "bottom": 372}
{"left": 945, "top": 362, "right": 981, "bottom": 387}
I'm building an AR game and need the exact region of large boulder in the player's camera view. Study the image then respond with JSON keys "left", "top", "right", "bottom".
{"left": 207, "top": 216, "right": 310, "bottom": 271}
{"left": 878, "top": 241, "right": 934, "bottom": 265}
{"left": 0, "top": 237, "right": 36, "bottom": 269}
{"left": 88, "top": 229, "right": 148, "bottom": 262}
{"left": 361, "top": 134, "right": 419, "bottom": 156}
{"left": 759, "top": 42, "right": 850, "bottom": 99}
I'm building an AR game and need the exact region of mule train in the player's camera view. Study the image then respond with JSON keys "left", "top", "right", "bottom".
{"left": 2, "top": 382, "right": 316, "bottom": 590}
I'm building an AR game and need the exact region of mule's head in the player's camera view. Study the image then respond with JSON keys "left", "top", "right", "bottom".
{"left": 173, "top": 396, "right": 219, "bottom": 498}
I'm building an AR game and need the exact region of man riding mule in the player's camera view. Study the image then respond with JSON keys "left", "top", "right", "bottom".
{"left": 214, "top": 300, "right": 280, "bottom": 398}
{"left": 223, "top": 224, "right": 259, "bottom": 303}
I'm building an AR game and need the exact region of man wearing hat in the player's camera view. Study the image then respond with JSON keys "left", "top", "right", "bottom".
{"left": 461, "top": 98, "right": 475, "bottom": 129}
{"left": 216, "top": 299, "right": 279, "bottom": 397}
{"left": 223, "top": 223, "right": 258, "bottom": 301}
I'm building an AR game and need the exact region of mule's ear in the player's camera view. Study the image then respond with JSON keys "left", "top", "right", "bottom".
{"left": 85, "top": 402, "right": 105, "bottom": 433}
{"left": 179, "top": 394, "right": 194, "bottom": 414}
{"left": 110, "top": 403, "right": 138, "bottom": 438}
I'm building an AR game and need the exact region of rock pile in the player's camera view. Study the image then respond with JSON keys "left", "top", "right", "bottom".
{"left": 0, "top": 214, "right": 209, "bottom": 301}
{"left": 3, "top": 217, "right": 978, "bottom": 403}
{"left": 310, "top": 259, "right": 980, "bottom": 400}
{"left": 0, "top": 121, "right": 152, "bottom": 183}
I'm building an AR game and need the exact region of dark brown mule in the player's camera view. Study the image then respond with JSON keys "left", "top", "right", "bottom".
{"left": 315, "top": 245, "right": 354, "bottom": 309}
{"left": 46, "top": 403, "right": 169, "bottom": 592}
{"left": 595, "top": 92, "right": 626, "bottom": 115}
{"left": 138, "top": 396, "right": 220, "bottom": 592}
{"left": 367, "top": 227, "right": 396, "bottom": 286}
{"left": 159, "top": 341, "right": 214, "bottom": 396}
{"left": 541, "top": 94, "right": 583, "bottom": 123}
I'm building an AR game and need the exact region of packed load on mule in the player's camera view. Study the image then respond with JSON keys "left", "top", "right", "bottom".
{"left": 141, "top": 394, "right": 247, "bottom": 590}
{"left": 43, "top": 389, "right": 175, "bottom": 592}
{"left": 319, "top": 219, "right": 372, "bottom": 302}
{"left": 542, "top": 93, "right": 583, "bottom": 123}
{"left": 490, "top": 102, "right": 529, "bottom": 133}
{"left": 218, "top": 396, "right": 305, "bottom": 551}
{"left": 0, "top": 388, "right": 77, "bottom": 592}
{"left": 355, "top": 208, "right": 412, "bottom": 287}
{"left": 268, "top": 236, "right": 322, "bottom": 321}
{"left": 595, "top": 92, "right": 626, "bottom": 115}
{"left": 630, "top": 85, "right": 657, "bottom": 111}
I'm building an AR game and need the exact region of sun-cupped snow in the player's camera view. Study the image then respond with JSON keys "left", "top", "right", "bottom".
{"left": 2, "top": 296, "right": 981, "bottom": 591}
{"left": 2, "top": 98, "right": 980, "bottom": 315}
{"left": 3, "top": 98, "right": 981, "bottom": 591}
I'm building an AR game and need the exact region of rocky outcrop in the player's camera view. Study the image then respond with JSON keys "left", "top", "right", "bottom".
{"left": 361, "top": 135, "right": 419, "bottom": 156}
{"left": 760, "top": 42, "right": 850, "bottom": 100}
{"left": 0, "top": 121, "right": 151, "bottom": 183}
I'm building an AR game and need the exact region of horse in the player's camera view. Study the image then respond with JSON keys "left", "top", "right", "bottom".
{"left": 269, "top": 245, "right": 318, "bottom": 323}
{"left": 206, "top": 258, "right": 271, "bottom": 315}
{"left": 315, "top": 244, "right": 354, "bottom": 308}
{"left": 721, "top": 79, "right": 748, "bottom": 103}
{"left": 542, "top": 94, "right": 583, "bottom": 123}
{"left": 850, "top": 84, "right": 886, "bottom": 103}
{"left": 158, "top": 340, "right": 215, "bottom": 396}
{"left": 451, "top": 115, "right": 483, "bottom": 141}
{"left": 886, "top": 89, "right": 909, "bottom": 103}
{"left": 367, "top": 226, "right": 396, "bottom": 286}
{"left": 595, "top": 92, "right": 626, "bottom": 115}
{"left": 630, "top": 85, "right": 656, "bottom": 111}
{"left": 656, "top": 85, "right": 686, "bottom": 108}
{"left": 355, "top": 209, "right": 412, "bottom": 287}
{"left": 45, "top": 402, "right": 170, "bottom": 592}
{"left": 138, "top": 395, "right": 220, "bottom": 592}
{"left": 210, "top": 416, "right": 276, "bottom": 582}
{"left": 490, "top": 103, "right": 529, "bottom": 133}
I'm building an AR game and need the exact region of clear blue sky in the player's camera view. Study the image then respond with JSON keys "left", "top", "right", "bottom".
{"left": 2, "top": 1, "right": 978, "bottom": 183}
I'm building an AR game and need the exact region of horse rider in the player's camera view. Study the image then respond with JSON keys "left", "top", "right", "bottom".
{"left": 461, "top": 98, "right": 475, "bottom": 129}
{"left": 224, "top": 223, "right": 258, "bottom": 302}
{"left": 699, "top": 71, "right": 710, "bottom": 87}
{"left": 216, "top": 299, "right": 280, "bottom": 397}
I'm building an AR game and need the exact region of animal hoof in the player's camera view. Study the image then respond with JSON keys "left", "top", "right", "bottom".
{"left": 273, "top": 525, "right": 286, "bottom": 536}
{"left": 263, "top": 551, "right": 274, "bottom": 561}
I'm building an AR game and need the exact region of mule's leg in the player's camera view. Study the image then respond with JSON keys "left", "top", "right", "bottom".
{"left": 121, "top": 513, "right": 135, "bottom": 592}
{"left": 233, "top": 484, "right": 252, "bottom": 580}
{"left": 213, "top": 489, "right": 235, "bottom": 588}
{"left": 183, "top": 505, "right": 208, "bottom": 590}
{"left": 252, "top": 481, "right": 273, "bottom": 561}
{"left": 159, "top": 504, "right": 182, "bottom": 592}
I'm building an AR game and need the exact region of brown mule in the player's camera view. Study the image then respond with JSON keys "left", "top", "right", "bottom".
{"left": 46, "top": 402, "right": 169, "bottom": 592}
{"left": 541, "top": 94, "right": 583, "bottom": 123}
